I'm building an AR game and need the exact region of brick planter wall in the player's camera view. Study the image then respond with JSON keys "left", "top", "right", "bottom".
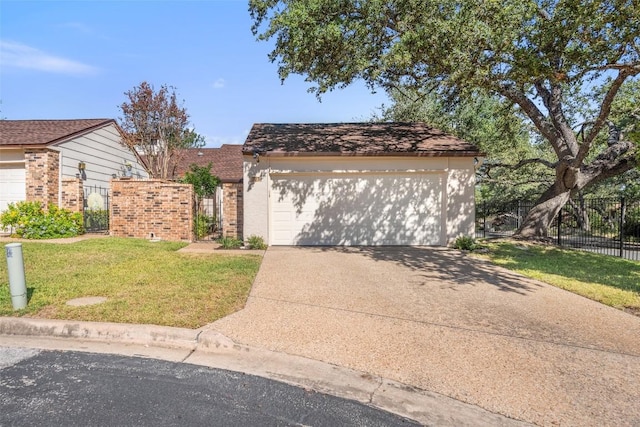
{"left": 110, "top": 179, "right": 194, "bottom": 242}
{"left": 25, "top": 149, "right": 59, "bottom": 207}
{"left": 61, "top": 178, "right": 84, "bottom": 213}
{"left": 222, "top": 182, "right": 243, "bottom": 239}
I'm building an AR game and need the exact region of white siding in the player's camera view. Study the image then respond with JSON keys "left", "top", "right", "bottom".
{"left": 57, "top": 123, "right": 148, "bottom": 189}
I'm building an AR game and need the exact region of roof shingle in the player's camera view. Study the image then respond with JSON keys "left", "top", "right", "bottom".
{"left": 243, "top": 123, "right": 480, "bottom": 157}
{"left": 0, "top": 119, "right": 115, "bottom": 147}
{"left": 169, "top": 144, "right": 243, "bottom": 183}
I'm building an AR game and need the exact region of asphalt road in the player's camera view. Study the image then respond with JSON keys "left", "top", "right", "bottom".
{"left": 0, "top": 347, "right": 418, "bottom": 427}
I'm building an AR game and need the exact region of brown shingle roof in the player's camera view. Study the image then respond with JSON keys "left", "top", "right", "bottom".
{"left": 169, "top": 144, "right": 243, "bottom": 183}
{"left": 243, "top": 123, "right": 480, "bottom": 157}
{"left": 0, "top": 119, "right": 115, "bottom": 147}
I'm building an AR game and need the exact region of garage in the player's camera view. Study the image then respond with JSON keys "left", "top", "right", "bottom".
{"left": 243, "top": 123, "right": 481, "bottom": 246}
{"left": 270, "top": 173, "right": 444, "bottom": 245}
{"left": 0, "top": 164, "right": 26, "bottom": 213}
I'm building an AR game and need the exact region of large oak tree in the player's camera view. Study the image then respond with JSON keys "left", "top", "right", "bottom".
{"left": 250, "top": 0, "right": 639, "bottom": 237}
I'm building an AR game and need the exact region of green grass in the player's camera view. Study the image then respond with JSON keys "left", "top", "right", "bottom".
{"left": 0, "top": 237, "right": 262, "bottom": 328}
{"left": 475, "top": 240, "right": 640, "bottom": 312}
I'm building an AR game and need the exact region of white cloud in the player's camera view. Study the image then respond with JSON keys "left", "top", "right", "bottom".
{"left": 58, "top": 22, "right": 93, "bottom": 34}
{"left": 212, "top": 78, "right": 226, "bottom": 89}
{"left": 0, "top": 40, "right": 98, "bottom": 75}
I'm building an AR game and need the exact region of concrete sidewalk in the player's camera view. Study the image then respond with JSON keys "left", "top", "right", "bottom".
{"left": 210, "top": 246, "right": 640, "bottom": 427}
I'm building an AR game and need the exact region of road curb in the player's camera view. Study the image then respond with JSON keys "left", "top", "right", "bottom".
{"left": 0, "top": 317, "right": 533, "bottom": 426}
{"left": 0, "top": 317, "right": 199, "bottom": 350}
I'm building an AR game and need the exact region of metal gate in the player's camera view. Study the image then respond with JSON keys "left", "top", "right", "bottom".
{"left": 83, "top": 185, "right": 110, "bottom": 233}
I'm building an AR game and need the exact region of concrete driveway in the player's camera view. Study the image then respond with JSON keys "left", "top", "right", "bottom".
{"left": 211, "top": 246, "right": 640, "bottom": 426}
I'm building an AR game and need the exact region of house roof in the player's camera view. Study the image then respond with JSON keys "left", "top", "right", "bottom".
{"left": 243, "top": 123, "right": 481, "bottom": 157}
{"left": 0, "top": 119, "right": 116, "bottom": 148}
{"left": 169, "top": 144, "right": 243, "bottom": 183}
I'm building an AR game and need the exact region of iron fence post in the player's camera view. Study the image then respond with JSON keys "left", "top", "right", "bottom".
{"left": 619, "top": 197, "right": 625, "bottom": 258}
{"left": 557, "top": 207, "right": 562, "bottom": 246}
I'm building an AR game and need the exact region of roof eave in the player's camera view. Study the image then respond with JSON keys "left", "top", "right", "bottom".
{"left": 242, "top": 151, "right": 482, "bottom": 158}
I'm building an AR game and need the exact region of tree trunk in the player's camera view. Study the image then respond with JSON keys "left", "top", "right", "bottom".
{"left": 514, "top": 185, "right": 571, "bottom": 238}
{"left": 514, "top": 162, "right": 576, "bottom": 238}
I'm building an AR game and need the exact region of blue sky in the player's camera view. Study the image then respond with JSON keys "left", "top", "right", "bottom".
{"left": 1, "top": 0, "right": 389, "bottom": 147}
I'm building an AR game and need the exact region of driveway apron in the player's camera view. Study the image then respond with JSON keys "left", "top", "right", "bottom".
{"left": 211, "top": 246, "right": 640, "bottom": 426}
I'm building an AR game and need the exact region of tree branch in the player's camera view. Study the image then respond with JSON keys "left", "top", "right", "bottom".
{"left": 578, "top": 69, "right": 636, "bottom": 163}
{"left": 534, "top": 80, "right": 576, "bottom": 156}
{"left": 497, "top": 84, "right": 562, "bottom": 156}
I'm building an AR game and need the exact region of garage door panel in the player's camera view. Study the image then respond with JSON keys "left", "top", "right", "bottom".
{"left": 270, "top": 174, "right": 443, "bottom": 246}
{"left": 0, "top": 165, "right": 26, "bottom": 213}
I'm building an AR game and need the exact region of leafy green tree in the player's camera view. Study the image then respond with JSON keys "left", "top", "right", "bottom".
{"left": 250, "top": 0, "right": 639, "bottom": 237}
{"left": 180, "top": 163, "right": 220, "bottom": 198}
{"left": 373, "top": 88, "right": 555, "bottom": 205}
{"left": 119, "top": 82, "right": 205, "bottom": 179}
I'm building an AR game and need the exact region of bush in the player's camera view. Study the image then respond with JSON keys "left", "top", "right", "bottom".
{"left": 194, "top": 214, "right": 216, "bottom": 240}
{"left": 84, "top": 209, "right": 109, "bottom": 231}
{"left": 452, "top": 235, "right": 477, "bottom": 251}
{"left": 218, "top": 236, "right": 243, "bottom": 249}
{"left": 0, "top": 201, "right": 83, "bottom": 239}
{"left": 623, "top": 207, "right": 640, "bottom": 239}
{"left": 246, "top": 235, "right": 267, "bottom": 250}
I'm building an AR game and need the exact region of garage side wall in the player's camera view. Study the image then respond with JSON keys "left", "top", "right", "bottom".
{"left": 446, "top": 158, "right": 476, "bottom": 243}
{"left": 110, "top": 179, "right": 193, "bottom": 241}
{"left": 25, "top": 148, "right": 59, "bottom": 207}
{"left": 243, "top": 156, "right": 270, "bottom": 242}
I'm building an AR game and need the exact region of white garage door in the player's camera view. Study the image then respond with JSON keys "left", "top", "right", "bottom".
{"left": 270, "top": 173, "right": 444, "bottom": 246}
{"left": 0, "top": 164, "right": 26, "bottom": 213}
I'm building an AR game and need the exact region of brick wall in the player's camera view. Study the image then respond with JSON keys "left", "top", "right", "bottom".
{"left": 222, "top": 182, "right": 243, "bottom": 239}
{"left": 61, "top": 178, "right": 84, "bottom": 213}
{"left": 25, "top": 149, "right": 59, "bottom": 207}
{"left": 110, "top": 179, "right": 193, "bottom": 241}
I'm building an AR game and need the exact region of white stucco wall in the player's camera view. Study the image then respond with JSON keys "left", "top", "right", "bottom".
{"left": 243, "top": 155, "right": 477, "bottom": 246}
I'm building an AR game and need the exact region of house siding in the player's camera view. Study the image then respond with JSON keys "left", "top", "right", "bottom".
{"left": 57, "top": 123, "right": 147, "bottom": 189}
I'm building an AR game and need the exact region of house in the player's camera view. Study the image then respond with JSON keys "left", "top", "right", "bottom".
{"left": 168, "top": 144, "right": 244, "bottom": 238}
{"left": 242, "top": 123, "right": 482, "bottom": 246}
{"left": 0, "top": 119, "right": 148, "bottom": 214}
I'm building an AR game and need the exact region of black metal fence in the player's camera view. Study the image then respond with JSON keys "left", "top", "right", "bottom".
{"left": 476, "top": 198, "right": 640, "bottom": 261}
{"left": 193, "top": 195, "right": 219, "bottom": 241}
{"left": 83, "top": 186, "right": 110, "bottom": 233}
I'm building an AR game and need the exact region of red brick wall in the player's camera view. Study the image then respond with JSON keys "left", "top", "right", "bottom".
{"left": 25, "top": 149, "right": 59, "bottom": 207}
{"left": 61, "top": 178, "right": 84, "bottom": 213}
{"left": 110, "top": 179, "right": 193, "bottom": 241}
{"left": 222, "top": 182, "right": 243, "bottom": 239}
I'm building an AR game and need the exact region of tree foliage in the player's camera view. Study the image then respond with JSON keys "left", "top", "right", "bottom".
{"left": 119, "top": 82, "right": 204, "bottom": 179}
{"left": 250, "top": 0, "right": 639, "bottom": 237}
{"left": 180, "top": 163, "right": 220, "bottom": 198}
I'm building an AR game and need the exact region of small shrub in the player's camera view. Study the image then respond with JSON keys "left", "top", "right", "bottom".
{"left": 84, "top": 209, "right": 109, "bottom": 231}
{"left": 0, "top": 201, "right": 83, "bottom": 239}
{"left": 452, "top": 235, "right": 477, "bottom": 251}
{"left": 246, "top": 235, "right": 267, "bottom": 250}
{"left": 194, "top": 214, "right": 216, "bottom": 239}
{"left": 218, "top": 236, "right": 243, "bottom": 249}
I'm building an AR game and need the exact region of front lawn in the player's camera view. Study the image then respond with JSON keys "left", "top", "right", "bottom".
{"left": 0, "top": 237, "right": 261, "bottom": 328}
{"left": 476, "top": 240, "right": 640, "bottom": 314}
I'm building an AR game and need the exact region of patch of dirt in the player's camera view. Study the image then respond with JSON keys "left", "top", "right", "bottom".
{"left": 623, "top": 306, "right": 640, "bottom": 317}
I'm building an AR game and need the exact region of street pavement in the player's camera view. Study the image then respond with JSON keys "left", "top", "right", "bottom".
{"left": 0, "top": 346, "right": 419, "bottom": 426}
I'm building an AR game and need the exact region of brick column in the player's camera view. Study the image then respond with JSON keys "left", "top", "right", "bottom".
{"left": 222, "top": 182, "right": 243, "bottom": 239}
{"left": 25, "top": 149, "right": 60, "bottom": 207}
{"left": 61, "top": 178, "right": 84, "bottom": 213}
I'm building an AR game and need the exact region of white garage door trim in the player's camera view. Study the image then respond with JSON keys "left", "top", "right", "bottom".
{"left": 0, "top": 163, "right": 26, "bottom": 214}
{"left": 268, "top": 171, "right": 446, "bottom": 246}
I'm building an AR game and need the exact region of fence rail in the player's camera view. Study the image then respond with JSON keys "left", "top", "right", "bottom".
{"left": 476, "top": 198, "right": 640, "bottom": 261}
